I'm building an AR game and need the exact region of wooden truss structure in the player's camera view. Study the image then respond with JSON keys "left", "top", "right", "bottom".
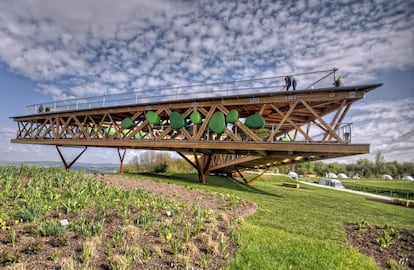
{"left": 11, "top": 84, "right": 381, "bottom": 184}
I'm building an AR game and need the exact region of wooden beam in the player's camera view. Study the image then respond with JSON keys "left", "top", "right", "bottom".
{"left": 195, "top": 104, "right": 217, "bottom": 140}
{"left": 300, "top": 99, "right": 343, "bottom": 142}
{"left": 267, "top": 100, "right": 298, "bottom": 142}
{"left": 56, "top": 145, "right": 88, "bottom": 170}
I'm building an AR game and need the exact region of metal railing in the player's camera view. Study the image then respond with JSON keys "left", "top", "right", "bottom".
{"left": 27, "top": 68, "right": 339, "bottom": 115}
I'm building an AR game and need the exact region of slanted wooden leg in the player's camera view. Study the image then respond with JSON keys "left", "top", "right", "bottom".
{"left": 236, "top": 168, "right": 266, "bottom": 185}
{"left": 56, "top": 145, "right": 87, "bottom": 170}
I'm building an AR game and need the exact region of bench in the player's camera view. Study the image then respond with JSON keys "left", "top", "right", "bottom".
{"left": 282, "top": 182, "right": 300, "bottom": 188}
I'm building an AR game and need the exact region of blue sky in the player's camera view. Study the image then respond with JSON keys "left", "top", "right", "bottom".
{"left": 0, "top": 0, "right": 413, "bottom": 164}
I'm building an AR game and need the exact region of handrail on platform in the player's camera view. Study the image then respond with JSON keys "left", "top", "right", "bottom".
{"left": 27, "top": 68, "right": 338, "bottom": 115}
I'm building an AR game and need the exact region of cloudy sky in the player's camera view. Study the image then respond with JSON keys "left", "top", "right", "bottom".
{"left": 0, "top": 0, "right": 413, "bottom": 165}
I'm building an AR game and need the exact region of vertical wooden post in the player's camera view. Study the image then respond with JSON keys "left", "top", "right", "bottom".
{"left": 117, "top": 148, "right": 127, "bottom": 174}
{"left": 193, "top": 152, "right": 212, "bottom": 184}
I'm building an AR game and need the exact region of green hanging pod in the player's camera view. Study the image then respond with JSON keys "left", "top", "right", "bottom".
{"left": 245, "top": 114, "right": 265, "bottom": 129}
{"left": 226, "top": 109, "right": 239, "bottom": 123}
{"left": 209, "top": 111, "right": 226, "bottom": 134}
{"left": 190, "top": 110, "right": 202, "bottom": 125}
{"left": 145, "top": 111, "right": 160, "bottom": 125}
{"left": 170, "top": 111, "right": 185, "bottom": 130}
{"left": 121, "top": 117, "right": 135, "bottom": 129}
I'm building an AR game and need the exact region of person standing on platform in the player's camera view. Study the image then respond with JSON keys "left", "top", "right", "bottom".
{"left": 285, "top": 76, "right": 292, "bottom": 91}
{"left": 334, "top": 76, "right": 343, "bottom": 87}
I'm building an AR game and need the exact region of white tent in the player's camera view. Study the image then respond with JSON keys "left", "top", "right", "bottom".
{"left": 327, "top": 172, "right": 337, "bottom": 178}
{"left": 288, "top": 171, "right": 298, "bottom": 180}
{"left": 382, "top": 174, "right": 393, "bottom": 180}
{"left": 337, "top": 173, "right": 348, "bottom": 179}
{"left": 402, "top": 176, "right": 414, "bottom": 181}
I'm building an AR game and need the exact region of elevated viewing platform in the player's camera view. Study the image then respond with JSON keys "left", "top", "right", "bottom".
{"left": 11, "top": 68, "right": 382, "bottom": 183}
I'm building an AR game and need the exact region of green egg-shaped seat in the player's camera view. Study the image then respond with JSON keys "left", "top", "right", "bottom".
{"left": 135, "top": 131, "right": 145, "bottom": 139}
{"left": 245, "top": 114, "right": 265, "bottom": 129}
{"left": 190, "top": 111, "right": 202, "bottom": 125}
{"left": 170, "top": 111, "right": 185, "bottom": 130}
{"left": 145, "top": 111, "right": 161, "bottom": 125}
{"left": 121, "top": 117, "right": 135, "bottom": 129}
{"left": 226, "top": 109, "right": 239, "bottom": 123}
{"left": 105, "top": 127, "right": 116, "bottom": 136}
{"left": 208, "top": 111, "right": 226, "bottom": 134}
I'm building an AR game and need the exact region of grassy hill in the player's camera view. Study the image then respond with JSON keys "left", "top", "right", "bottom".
{"left": 133, "top": 173, "right": 414, "bottom": 269}
{"left": 1, "top": 166, "right": 413, "bottom": 269}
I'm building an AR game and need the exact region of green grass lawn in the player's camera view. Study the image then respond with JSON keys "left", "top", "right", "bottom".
{"left": 128, "top": 172, "right": 414, "bottom": 270}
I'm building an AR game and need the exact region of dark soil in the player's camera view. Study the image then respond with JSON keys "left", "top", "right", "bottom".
{"left": 344, "top": 222, "right": 414, "bottom": 269}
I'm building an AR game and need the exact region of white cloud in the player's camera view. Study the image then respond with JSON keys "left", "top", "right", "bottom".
{"left": 343, "top": 97, "right": 414, "bottom": 162}
{"left": 0, "top": 0, "right": 413, "bottom": 163}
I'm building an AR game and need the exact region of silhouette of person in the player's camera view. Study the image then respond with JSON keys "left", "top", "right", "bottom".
{"left": 285, "top": 76, "right": 292, "bottom": 91}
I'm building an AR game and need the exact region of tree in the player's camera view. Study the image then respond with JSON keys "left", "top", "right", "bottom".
{"left": 129, "top": 151, "right": 171, "bottom": 173}
{"left": 355, "top": 158, "right": 374, "bottom": 178}
{"left": 374, "top": 151, "right": 385, "bottom": 176}
{"left": 313, "top": 162, "right": 328, "bottom": 177}
{"left": 128, "top": 151, "right": 195, "bottom": 174}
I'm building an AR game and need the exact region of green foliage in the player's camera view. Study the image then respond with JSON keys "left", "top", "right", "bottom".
{"left": 377, "top": 230, "right": 393, "bottom": 247}
{"left": 387, "top": 258, "right": 408, "bottom": 270}
{"left": 170, "top": 237, "right": 181, "bottom": 254}
{"left": 153, "top": 162, "right": 168, "bottom": 173}
{"left": 275, "top": 157, "right": 414, "bottom": 179}
{"left": 142, "top": 242, "right": 151, "bottom": 260}
{"left": 128, "top": 150, "right": 195, "bottom": 173}
{"left": 112, "top": 229, "right": 125, "bottom": 248}
{"left": 8, "top": 228, "right": 16, "bottom": 247}
{"left": 0, "top": 250, "right": 20, "bottom": 266}
{"left": 73, "top": 217, "right": 105, "bottom": 238}
{"left": 357, "top": 219, "right": 368, "bottom": 231}
{"left": 199, "top": 253, "right": 208, "bottom": 269}
{"left": 133, "top": 172, "right": 414, "bottom": 270}
{"left": 49, "top": 249, "right": 61, "bottom": 262}
{"left": 17, "top": 203, "right": 44, "bottom": 222}
{"left": 39, "top": 220, "right": 65, "bottom": 237}
{"left": 1, "top": 165, "right": 413, "bottom": 269}
{"left": 341, "top": 179, "right": 414, "bottom": 200}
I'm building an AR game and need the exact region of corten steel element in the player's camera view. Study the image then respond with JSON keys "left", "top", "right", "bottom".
{"left": 10, "top": 71, "right": 382, "bottom": 183}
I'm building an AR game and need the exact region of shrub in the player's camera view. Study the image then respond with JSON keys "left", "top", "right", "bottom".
{"left": 22, "top": 242, "right": 43, "bottom": 254}
{"left": 17, "top": 203, "right": 44, "bottom": 222}
{"left": 108, "top": 255, "right": 129, "bottom": 270}
{"left": 39, "top": 220, "right": 65, "bottom": 237}
{"left": 0, "top": 250, "right": 20, "bottom": 266}
{"left": 377, "top": 230, "right": 393, "bottom": 247}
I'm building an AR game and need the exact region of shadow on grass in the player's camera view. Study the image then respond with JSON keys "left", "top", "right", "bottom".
{"left": 127, "top": 172, "right": 282, "bottom": 198}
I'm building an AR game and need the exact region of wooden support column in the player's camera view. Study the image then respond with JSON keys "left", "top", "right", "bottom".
{"left": 177, "top": 151, "right": 212, "bottom": 184}
{"left": 56, "top": 145, "right": 88, "bottom": 170}
{"left": 193, "top": 152, "right": 213, "bottom": 184}
{"left": 117, "top": 148, "right": 127, "bottom": 174}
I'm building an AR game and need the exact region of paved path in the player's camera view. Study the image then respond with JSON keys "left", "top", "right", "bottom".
{"left": 299, "top": 181, "right": 394, "bottom": 201}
